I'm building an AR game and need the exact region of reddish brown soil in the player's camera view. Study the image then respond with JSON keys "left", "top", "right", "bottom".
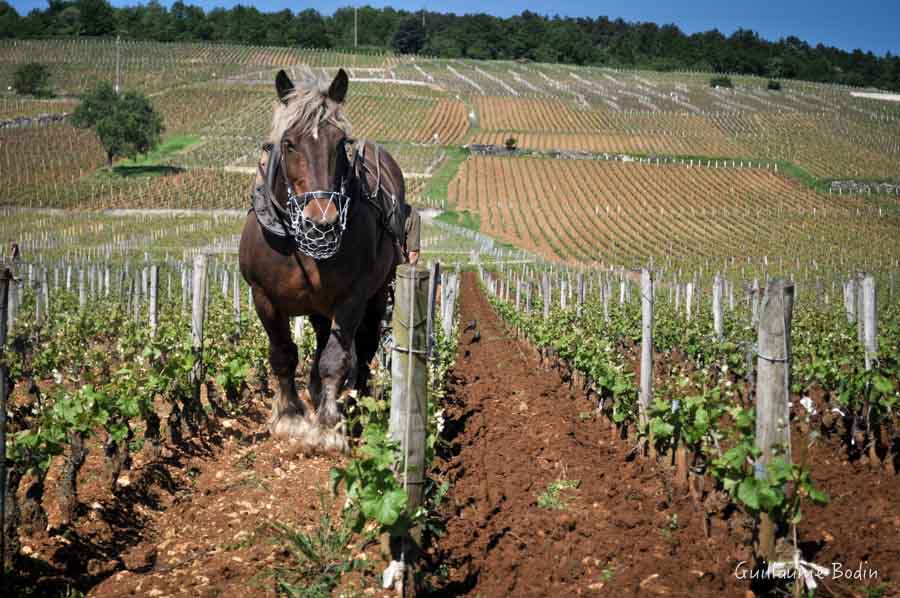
{"left": 427, "top": 272, "right": 898, "bottom": 597}
{"left": 8, "top": 387, "right": 386, "bottom": 597}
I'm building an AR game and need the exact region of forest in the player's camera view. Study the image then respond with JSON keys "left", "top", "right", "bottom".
{"left": 0, "top": 0, "right": 898, "bottom": 90}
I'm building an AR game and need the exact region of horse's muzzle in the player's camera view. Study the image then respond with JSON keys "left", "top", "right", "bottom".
{"left": 286, "top": 190, "right": 351, "bottom": 260}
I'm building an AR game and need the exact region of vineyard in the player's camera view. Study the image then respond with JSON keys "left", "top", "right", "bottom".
{"left": 1, "top": 38, "right": 899, "bottom": 597}
{"left": 2, "top": 39, "right": 899, "bottom": 212}
{"left": 453, "top": 261, "right": 900, "bottom": 596}
{"left": 449, "top": 154, "right": 900, "bottom": 269}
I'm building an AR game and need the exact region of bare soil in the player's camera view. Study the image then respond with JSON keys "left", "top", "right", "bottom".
{"left": 9, "top": 387, "right": 361, "bottom": 597}
{"left": 426, "top": 272, "right": 898, "bottom": 597}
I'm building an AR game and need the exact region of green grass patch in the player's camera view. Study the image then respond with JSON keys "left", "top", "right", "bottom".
{"left": 116, "top": 133, "right": 201, "bottom": 168}
{"left": 84, "top": 134, "right": 199, "bottom": 180}
{"left": 435, "top": 209, "right": 480, "bottom": 232}
{"left": 537, "top": 478, "right": 580, "bottom": 510}
{"left": 776, "top": 160, "right": 824, "bottom": 191}
{"left": 270, "top": 493, "right": 369, "bottom": 597}
{"left": 421, "top": 145, "right": 469, "bottom": 209}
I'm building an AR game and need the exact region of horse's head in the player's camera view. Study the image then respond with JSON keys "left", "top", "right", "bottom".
{"left": 270, "top": 69, "right": 353, "bottom": 258}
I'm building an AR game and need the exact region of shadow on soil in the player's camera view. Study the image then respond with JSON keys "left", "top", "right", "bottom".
{"left": 6, "top": 398, "right": 270, "bottom": 597}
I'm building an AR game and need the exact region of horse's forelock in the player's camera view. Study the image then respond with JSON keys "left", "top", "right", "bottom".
{"left": 268, "top": 72, "right": 352, "bottom": 145}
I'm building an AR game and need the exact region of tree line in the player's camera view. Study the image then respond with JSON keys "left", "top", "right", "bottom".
{"left": 1, "top": 0, "right": 898, "bottom": 91}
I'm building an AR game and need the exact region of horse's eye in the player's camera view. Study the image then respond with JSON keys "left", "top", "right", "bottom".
{"left": 285, "top": 141, "right": 296, "bottom": 153}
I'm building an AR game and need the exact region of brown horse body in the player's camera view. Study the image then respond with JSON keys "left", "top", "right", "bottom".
{"left": 239, "top": 69, "right": 405, "bottom": 451}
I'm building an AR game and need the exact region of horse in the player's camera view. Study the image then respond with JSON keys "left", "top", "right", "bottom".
{"left": 239, "top": 68, "right": 406, "bottom": 452}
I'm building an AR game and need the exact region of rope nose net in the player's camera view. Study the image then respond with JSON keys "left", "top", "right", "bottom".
{"left": 281, "top": 136, "right": 351, "bottom": 261}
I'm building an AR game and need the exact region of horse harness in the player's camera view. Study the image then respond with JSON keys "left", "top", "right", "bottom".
{"left": 251, "top": 131, "right": 404, "bottom": 261}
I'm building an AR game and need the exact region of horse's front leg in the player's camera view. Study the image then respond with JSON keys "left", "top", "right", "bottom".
{"left": 317, "top": 299, "right": 365, "bottom": 429}
{"left": 252, "top": 287, "right": 314, "bottom": 440}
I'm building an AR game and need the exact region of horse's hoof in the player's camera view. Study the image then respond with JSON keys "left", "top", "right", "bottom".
{"left": 269, "top": 412, "right": 317, "bottom": 441}
{"left": 270, "top": 415, "right": 348, "bottom": 455}
{"left": 303, "top": 425, "right": 349, "bottom": 455}
{"left": 318, "top": 426, "right": 350, "bottom": 454}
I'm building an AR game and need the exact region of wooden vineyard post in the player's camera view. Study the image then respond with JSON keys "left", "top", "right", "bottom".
{"left": 388, "top": 265, "right": 429, "bottom": 592}
{"left": 181, "top": 267, "right": 189, "bottom": 315}
{"left": 560, "top": 278, "right": 567, "bottom": 311}
{"left": 204, "top": 260, "right": 211, "bottom": 322}
{"left": 230, "top": 268, "right": 239, "bottom": 336}
{"left": 117, "top": 267, "right": 126, "bottom": 305}
{"left": 131, "top": 272, "right": 140, "bottom": 323}
{"left": 577, "top": 272, "right": 585, "bottom": 317}
{"left": 542, "top": 272, "right": 550, "bottom": 320}
{"left": 713, "top": 274, "right": 724, "bottom": 341}
{"left": 754, "top": 280, "right": 794, "bottom": 564}
{"left": 639, "top": 269, "right": 654, "bottom": 455}
{"left": 40, "top": 269, "right": 50, "bottom": 323}
{"left": 856, "top": 274, "right": 866, "bottom": 345}
{"left": 515, "top": 279, "right": 521, "bottom": 311}
{"left": 860, "top": 275, "right": 881, "bottom": 467}
{"left": 190, "top": 255, "right": 207, "bottom": 424}
{"left": 426, "top": 262, "right": 440, "bottom": 357}
{"left": 602, "top": 278, "right": 610, "bottom": 323}
{"left": 844, "top": 277, "right": 856, "bottom": 324}
{"left": 525, "top": 278, "right": 532, "bottom": 315}
{"left": 685, "top": 282, "right": 693, "bottom": 322}
{"left": 750, "top": 279, "right": 760, "bottom": 326}
{"left": 861, "top": 275, "right": 877, "bottom": 371}
{"left": 0, "top": 269, "right": 11, "bottom": 574}
{"left": 149, "top": 265, "right": 159, "bottom": 338}
{"left": 32, "top": 271, "right": 43, "bottom": 327}
{"left": 728, "top": 279, "right": 735, "bottom": 311}
{"left": 7, "top": 276, "right": 17, "bottom": 333}
{"left": 222, "top": 267, "right": 229, "bottom": 300}
{"left": 78, "top": 267, "right": 86, "bottom": 311}
{"left": 441, "top": 273, "right": 458, "bottom": 337}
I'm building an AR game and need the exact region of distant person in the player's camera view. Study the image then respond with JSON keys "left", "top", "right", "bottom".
{"left": 10, "top": 241, "right": 20, "bottom": 262}
{"left": 404, "top": 204, "right": 421, "bottom": 265}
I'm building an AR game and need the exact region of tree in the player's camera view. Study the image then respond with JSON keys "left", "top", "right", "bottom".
{"left": 71, "top": 82, "right": 164, "bottom": 167}
{"left": 76, "top": 0, "right": 114, "bottom": 36}
{"left": 293, "top": 9, "right": 330, "bottom": 48}
{"left": 0, "top": 1, "right": 21, "bottom": 38}
{"left": 13, "top": 63, "right": 53, "bottom": 97}
{"left": 392, "top": 16, "right": 425, "bottom": 54}
{"left": 54, "top": 5, "right": 82, "bottom": 36}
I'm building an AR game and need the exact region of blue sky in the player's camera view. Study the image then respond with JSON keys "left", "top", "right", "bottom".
{"left": 8, "top": 0, "right": 899, "bottom": 57}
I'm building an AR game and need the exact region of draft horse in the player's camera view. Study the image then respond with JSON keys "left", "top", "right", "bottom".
{"left": 239, "top": 68, "right": 406, "bottom": 452}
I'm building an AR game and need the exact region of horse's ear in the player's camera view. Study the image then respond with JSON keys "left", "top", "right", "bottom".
{"left": 275, "top": 69, "right": 294, "bottom": 104}
{"left": 328, "top": 68, "right": 349, "bottom": 104}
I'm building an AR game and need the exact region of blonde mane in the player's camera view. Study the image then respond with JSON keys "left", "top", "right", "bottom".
{"left": 268, "top": 69, "right": 352, "bottom": 145}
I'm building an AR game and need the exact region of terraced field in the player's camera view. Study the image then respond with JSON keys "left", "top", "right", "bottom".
{"left": 449, "top": 154, "right": 900, "bottom": 269}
